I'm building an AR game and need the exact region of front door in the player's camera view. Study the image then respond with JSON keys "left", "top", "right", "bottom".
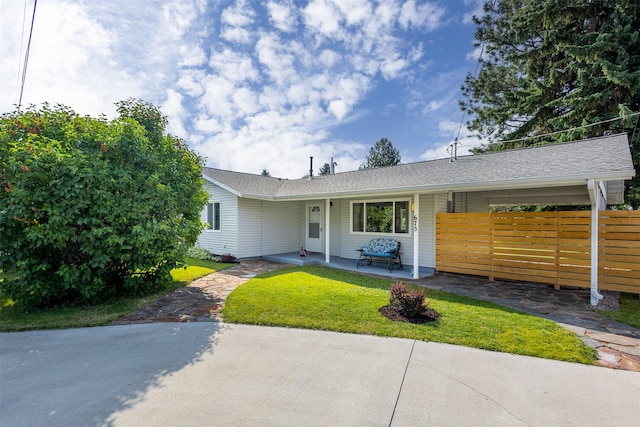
{"left": 305, "top": 203, "right": 323, "bottom": 253}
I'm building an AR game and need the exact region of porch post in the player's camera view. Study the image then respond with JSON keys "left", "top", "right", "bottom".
{"left": 588, "top": 179, "right": 603, "bottom": 306}
{"left": 325, "top": 198, "right": 331, "bottom": 264}
{"left": 413, "top": 193, "right": 420, "bottom": 279}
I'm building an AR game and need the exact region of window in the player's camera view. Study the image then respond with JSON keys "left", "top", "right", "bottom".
{"left": 351, "top": 200, "right": 409, "bottom": 235}
{"left": 206, "top": 202, "right": 220, "bottom": 231}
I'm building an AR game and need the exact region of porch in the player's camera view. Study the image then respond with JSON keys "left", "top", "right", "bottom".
{"left": 262, "top": 252, "right": 435, "bottom": 279}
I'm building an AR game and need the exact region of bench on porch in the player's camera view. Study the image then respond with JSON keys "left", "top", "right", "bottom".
{"left": 356, "top": 238, "right": 403, "bottom": 273}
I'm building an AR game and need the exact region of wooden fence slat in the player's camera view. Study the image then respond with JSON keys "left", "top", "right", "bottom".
{"left": 435, "top": 211, "right": 640, "bottom": 296}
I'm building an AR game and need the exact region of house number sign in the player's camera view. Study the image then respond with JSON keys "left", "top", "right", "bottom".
{"left": 413, "top": 214, "right": 418, "bottom": 232}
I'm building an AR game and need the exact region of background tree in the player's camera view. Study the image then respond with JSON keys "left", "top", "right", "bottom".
{"left": 461, "top": 0, "right": 640, "bottom": 208}
{"left": 359, "top": 137, "right": 401, "bottom": 170}
{"left": 318, "top": 163, "right": 331, "bottom": 175}
{"left": 261, "top": 169, "right": 271, "bottom": 177}
{"left": 0, "top": 100, "right": 208, "bottom": 310}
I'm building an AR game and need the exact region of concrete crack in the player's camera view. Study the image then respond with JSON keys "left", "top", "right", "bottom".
{"left": 388, "top": 340, "right": 415, "bottom": 427}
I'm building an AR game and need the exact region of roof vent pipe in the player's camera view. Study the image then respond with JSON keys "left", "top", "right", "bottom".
{"left": 330, "top": 157, "right": 336, "bottom": 175}
{"left": 309, "top": 156, "right": 313, "bottom": 180}
{"left": 448, "top": 138, "right": 461, "bottom": 162}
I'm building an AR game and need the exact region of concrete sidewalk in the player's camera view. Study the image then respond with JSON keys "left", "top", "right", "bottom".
{"left": 1, "top": 323, "right": 639, "bottom": 426}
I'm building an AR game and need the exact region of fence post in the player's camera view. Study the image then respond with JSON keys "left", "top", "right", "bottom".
{"left": 489, "top": 212, "right": 494, "bottom": 282}
{"left": 554, "top": 212, "right": 560, "bottom": 290}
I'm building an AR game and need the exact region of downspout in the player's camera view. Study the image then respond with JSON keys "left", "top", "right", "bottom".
{"left": 412, "top": 193, "right": 420, "bottom": 279}
{"left": 587, "top": 179, "right": 603, "bottom": 306}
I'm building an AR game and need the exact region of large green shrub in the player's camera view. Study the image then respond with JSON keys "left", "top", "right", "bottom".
{"left": 0, "top": 100, "right": 208, "bottom": 310}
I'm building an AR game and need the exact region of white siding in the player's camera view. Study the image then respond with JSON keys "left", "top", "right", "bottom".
{"left": 418, "top": 194, "right": 436, "bottom": 268}
{"left": 329, "top": 199, "right": 341, "bottom": 256}
{"left": 237, "top": 198, "right": 262, "bottom": 258}
{"left": 434, "top": 192, "right": 489, "bottom": 213}
{"left": 238, "top": 199, "right": 301, "bottom": 258}
{"left": 196, "top": 182, "right": 238, "bottom": 256}
{"left": 465, "top": 192, "right": 490, "bottom": 212}
{"left": 435, "top": 193, "right": 448, "bottom": 213}
{"left": 260, "top": 200, "right": 301, "bottom": 255}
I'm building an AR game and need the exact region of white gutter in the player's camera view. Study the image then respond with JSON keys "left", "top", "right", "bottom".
{"left": 270, "top": 172, "right": 634, "bottom": 202}
{"left": 587, "top": 179, "right": 603, "bottom": 306}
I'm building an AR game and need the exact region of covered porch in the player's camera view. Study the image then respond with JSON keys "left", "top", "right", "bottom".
{"left": 262, "top": 252, "right": 435, "bottom": 279}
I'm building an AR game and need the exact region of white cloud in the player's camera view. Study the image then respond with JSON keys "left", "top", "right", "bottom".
{"left": 1, "top": 0, "right": 478, "bottom": 179}
{"left": 267, "top": 1, "right": 298, "bottom": 33}
{"left": 302, "top": 0, "right": 344, "bottom": 40}
{"left": 329, "top": 99, "right": 348, "bottom": 121}
{"left": 463, "top": 0, "right": 486, "bottom": 24}
{"left": 209, "top": 48, "right": 259, "bottom": 82}
{"left": 318, "top": 49, "right": 341, "bottom": 68}
{"left": 466, "top": 45, "right": 484, "bottom": 61}
{"left": 0, "top": 0, "right": 203, "bottom": 118}
{"left": 380, "top": 58, "right": 408, "bottom": 80}
{"left": 399, "top": 1, "right": 445, "bottom": 31}
{"left": 176, "top": 69, "right": 207, "bottom": 97}
{"left": 162, "top": 89, "right": 187, "bottom": 137}
{"left": 1, "top": 0, "right": 138, "bottom": 116}
{"left": 179, "top": 45, "right": 207, "bottom": 67}
{"left": 220, "top": 0, "right": 255, "bottom": 44}
{"left": 220, "top": 26, "right": 253, "bottom": 44}
{"left": 220, "top": 0, "right": 254, "bottom": 27}
{"left": 333, "top": 0, "right": 372, "bottom": 26}
{"left": 161, "top": 0, "right": 199, "bottom": 38}
{"left": 419, "top": 120, "right": 482, "bottom": 161}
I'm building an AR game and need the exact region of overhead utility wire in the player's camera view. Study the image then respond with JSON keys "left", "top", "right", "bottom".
{"left": 455, "top": 43, "right": 484, "bottom": 141}
{"left": 18, "top": 0, "right": 38, "bottom": 112}
{"left": 449, "top": 43, "right": 485, "bottom": 161}
{"left": 495, "top": 111, "right": 640, "bottom": 146}
{"left": 16, "top": 0, "right": 28, "bottom": 105}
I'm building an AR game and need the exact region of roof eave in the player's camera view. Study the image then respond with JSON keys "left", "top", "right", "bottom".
{"left": 270, "top": 171, "right": 635, "bottom": 201}
{"left": 202, "top": 174, "right": 243, "bottom": 197}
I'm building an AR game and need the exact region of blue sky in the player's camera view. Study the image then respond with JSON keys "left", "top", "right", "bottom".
{"left": 1, "top": 0, "right": 485, "bottom": 178}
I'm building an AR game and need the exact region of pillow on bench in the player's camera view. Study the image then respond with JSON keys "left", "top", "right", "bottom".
{"left": 360, "top": 238, "right": 398, "bottom": 256}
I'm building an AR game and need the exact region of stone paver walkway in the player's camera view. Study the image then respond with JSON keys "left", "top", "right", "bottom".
{"left": 112, "top": 260, "right": 288, "bottom": 324}
{"left": 113, "top": 260, "right": 640, "bottom": 372}
{"left": 414, "top": 272, "right": 640, "bottom": 372}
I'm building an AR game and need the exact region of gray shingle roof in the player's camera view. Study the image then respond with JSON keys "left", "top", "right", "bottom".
{"left": 202, "top": 134, "right": 635, "bottom": 200}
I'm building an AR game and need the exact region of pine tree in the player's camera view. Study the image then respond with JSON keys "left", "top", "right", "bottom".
{"left": 461, "top": 0, "right": 640, "bottom": 207}
{"left": 359, "top": 137, "right": 402, "bottom": 170}
{"left": 318, "top": 163, "right": 331, "bottom": 175}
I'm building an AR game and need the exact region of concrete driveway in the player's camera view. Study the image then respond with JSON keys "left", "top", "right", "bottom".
{"left": 1, "top": 323, "right": 639, "bottom": 426}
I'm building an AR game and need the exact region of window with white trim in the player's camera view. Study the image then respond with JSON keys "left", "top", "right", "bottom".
{"left": 206, "top": 202, "right": 220, "bottom": 231}
{"left": 351, "top": 200, "right": 410, "bottom": 235}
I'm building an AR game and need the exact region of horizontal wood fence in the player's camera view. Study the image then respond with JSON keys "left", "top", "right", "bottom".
{"left": 436, "top": 211, "right": 640, "bottom": 295}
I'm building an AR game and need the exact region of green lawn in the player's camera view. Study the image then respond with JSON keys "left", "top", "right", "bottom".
{"left": 0, "top": 258, "right": 235, "bottom": 332}
{"left": 223, "top": 266, "right": 597, "bottom": 364}
{"left": 599, "top": 293, "right": 640, "bottom": 329}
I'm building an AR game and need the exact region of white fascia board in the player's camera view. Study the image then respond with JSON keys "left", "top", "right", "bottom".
{"left": 276, "top": 178, "right": 628, "bottom": 200}
{"left": 202, "top": 174, "right": 243, "bottom": 197}
{"left": 271, "top": 172, "right": 634, "bottom": 201}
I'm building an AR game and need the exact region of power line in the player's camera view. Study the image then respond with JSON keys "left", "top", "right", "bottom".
{"left": 16, "top": 0, "right": 28, "bottom": 105}
{"left": 455, "top": 43, "right": 484, "bottom": 142}
{"left": 17, "top": 0, "right": 38, "bottom": 112}
{"left": 450, "top": 43, "right": 485, "bottom": 161}
{"left": 493, "top": 111, "right": 640, "bottom": 146}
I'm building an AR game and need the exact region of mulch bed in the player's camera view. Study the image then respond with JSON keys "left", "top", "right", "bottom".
{"left": 379, "top": 305, "right": 441, "bottom": 324}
